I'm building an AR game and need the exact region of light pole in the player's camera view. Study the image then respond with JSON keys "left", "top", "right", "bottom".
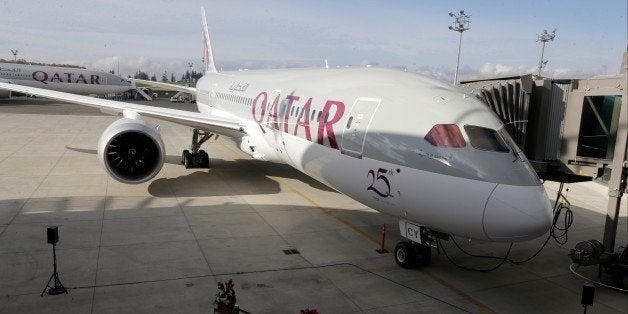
{"left": 536, "top": 29, "right": 556, "bottom": 76}
{"left": 10, "top": 50, "right": 18, "bottom": 62}
{"left": 187, "top": 62, "right": 193, "bottom": 86}
{"left": 448, "top": 10, "right": 470, "bottom": 85}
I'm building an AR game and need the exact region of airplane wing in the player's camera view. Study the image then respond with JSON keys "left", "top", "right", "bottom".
{"left": 132, "top": 79, "right": 197, "bottom": 94}
{"left": 0, "top": 81, "right": 246, "bottom": 138}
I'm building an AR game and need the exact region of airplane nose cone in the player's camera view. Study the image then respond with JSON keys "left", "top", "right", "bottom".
{"left": 483, "top": 184, "right": 553, "bottom": 241}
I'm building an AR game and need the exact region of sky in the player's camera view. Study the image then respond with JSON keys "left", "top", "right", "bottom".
{"left": 0, "top": 0, "right": 626, "bottom": 83}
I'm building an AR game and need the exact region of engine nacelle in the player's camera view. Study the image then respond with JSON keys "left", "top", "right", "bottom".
{"left": 98, "top": 117, "right": 165, "bottom": 184}
{"left": 0, "top": 89, "right": 10, "bottom": 99}
{"left": 0, "top": 79, "right": 13, "bottom": 98}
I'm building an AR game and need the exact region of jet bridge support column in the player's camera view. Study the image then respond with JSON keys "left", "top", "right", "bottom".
{"left": 602, "top": 76, "right": 628, "bottom": 254}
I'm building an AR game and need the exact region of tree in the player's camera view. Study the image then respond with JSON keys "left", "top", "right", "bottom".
{"left": 161, "top": 71, "right": 168, "bottom": 82}
{"left": 192, "top": 70, "right": 203, "bottom": 81}
{"left": 134, "top": 71, "right": 149, "bottom": 80}
{"left": 170, "top": 73, "right": 175, "bottom": 82}
{"left": 109, "top": 69, "right": 115, "bottom": 74}
{"left": 150, "top": 74, "right": 157, "bottom": 81}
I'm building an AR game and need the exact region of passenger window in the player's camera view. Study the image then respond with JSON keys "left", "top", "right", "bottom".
{"left": 464, "top": 125, "right": 509, "bottom": 152}
{"left": 290, "top": 106, "right": 295, "bottom": 116}
{"left": 311, "top": 110, "right": 316, "bottom": 121}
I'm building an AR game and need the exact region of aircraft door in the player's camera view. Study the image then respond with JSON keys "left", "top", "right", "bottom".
{"left": 266, "top": 90, "right": 291, "bottom": 161}
{"left": 341, "top": 97, "right": 381, "bottom": 158}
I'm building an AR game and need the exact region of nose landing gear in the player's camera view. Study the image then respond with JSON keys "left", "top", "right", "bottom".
{"left": 394, "top": 241, "right": 432, "bottom": 268}
{"left": 394, "top": 220, "right": 435, "bottom": 268}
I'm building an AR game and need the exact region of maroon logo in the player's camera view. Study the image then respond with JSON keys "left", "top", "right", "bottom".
{"left": 31, "top": 71, "right": 100, "bottom": 85}
{"left": 367, "top": 168, "right": 392, "bottom": 198}
{"left": 251, "top": 91, "right": 345, "bottom": 149}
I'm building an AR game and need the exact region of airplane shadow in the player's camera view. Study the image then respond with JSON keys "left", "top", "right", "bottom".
{"left": 66, "top": 146, "right": 183, "bottom": 166}
{"left": 220, "top": 158, "right": 336, "bottom": 193}
{"left": 65, "top": 146, "right": 336, "bottom": 197}
{"left": 148, "top": 158, "right": 336, "bottom": 198}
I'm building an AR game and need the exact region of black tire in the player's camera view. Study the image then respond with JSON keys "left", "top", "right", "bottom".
{"left": 183, "top": 151, "right": 191, "bottom": 169}
{"left": 394, "top": 242, "right": 415, "bottom": 269}
{"left": 181, "top": 150, "right": 190, "bottom": 165}
{"left": 200, "top": 150, "right": 209, "bottom": 168}
{"left": 413, "top": 243, "right": 432, "bottom": 267}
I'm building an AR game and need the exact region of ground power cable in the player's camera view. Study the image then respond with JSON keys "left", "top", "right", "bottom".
{"left": 569, "top": 264, "right": 628, "bottom": 293}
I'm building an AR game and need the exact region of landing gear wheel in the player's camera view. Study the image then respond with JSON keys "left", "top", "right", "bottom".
{"left": 394, "top": 242, "right": 415, "bottom": 269}
{"left": 182, "top": 150, "right": 192, "bottom": 168}
{"left": 199, "top": 149, "right": 209, "bottom": 168}
{"left": 413, "top": 243, "right": 432, "bottom": 267}
{"left": 181, "top": 150, "right": 190, "bottom": 165}
{"left": 182, "top": 129, "right": 213, "bottom": 169}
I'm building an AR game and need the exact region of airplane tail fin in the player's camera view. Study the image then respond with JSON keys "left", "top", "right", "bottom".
{"left": 200, "top": 7, "right": 217, "bottom": 74}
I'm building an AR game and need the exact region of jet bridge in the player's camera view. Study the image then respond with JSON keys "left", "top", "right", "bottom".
{"left": 461, "top": 52, "right": 627, "bottom": 286}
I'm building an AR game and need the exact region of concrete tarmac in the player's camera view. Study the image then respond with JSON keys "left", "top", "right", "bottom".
{"left": 0, "top": 97, "right": 626, "bottom": 313}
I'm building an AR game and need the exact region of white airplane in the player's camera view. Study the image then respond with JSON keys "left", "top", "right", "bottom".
{"left": 0, "top": 8, "right": 553, "bottom": 268}
{"left": 0, "top": 62, "right": 131, "bottom": 98}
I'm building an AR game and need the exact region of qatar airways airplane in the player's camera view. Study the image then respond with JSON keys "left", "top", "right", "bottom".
{"left": 0, "top": 8, "right": 552, "bottom": 268}
{"left": 0, "top": 62, "right": 131, "bottom": 98}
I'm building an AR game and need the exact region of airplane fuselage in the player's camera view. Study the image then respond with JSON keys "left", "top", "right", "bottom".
{"left": 193, "top": 67, "right": 553, "bottom": 242}
{"left": 0, "top": 5, "right": 556, "bottom": 252}
{"left": 0, "top": 62, "right": 131, "bottom": 96}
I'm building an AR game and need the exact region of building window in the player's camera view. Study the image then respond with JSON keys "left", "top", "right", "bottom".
{"left": 576, "top": 95, "right": 622, "bottom": 160}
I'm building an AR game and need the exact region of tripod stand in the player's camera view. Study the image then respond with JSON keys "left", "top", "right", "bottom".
{"left": 41, "top": 242, "right": 67, "bottom": 296}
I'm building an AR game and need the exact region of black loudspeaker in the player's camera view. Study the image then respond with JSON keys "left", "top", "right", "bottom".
{"left": 581, "top": 282, "right": 595, "bottom": 306}
{"left": 47, "top": 226, "right": 59, "bottom": 244}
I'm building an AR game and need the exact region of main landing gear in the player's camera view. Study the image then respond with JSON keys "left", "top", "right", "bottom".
{"left": 394, "top": 220, "right": 434, "bottom": 268}
{"left": 181, "top": 129, "right": 212, "bottom": 168}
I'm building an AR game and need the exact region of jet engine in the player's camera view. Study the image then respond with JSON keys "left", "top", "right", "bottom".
{"left": 98, "top": 115, "right": 165, "bottom": 184}
{"left": 0, "top": 79, "right": 12, "bottom": 98}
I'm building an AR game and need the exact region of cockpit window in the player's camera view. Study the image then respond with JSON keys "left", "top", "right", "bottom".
{"left": 425, "top": 124, "right": 466, "bottom": 148}
{"left": 464, "top": 125, "right": 509, "bottom": 152}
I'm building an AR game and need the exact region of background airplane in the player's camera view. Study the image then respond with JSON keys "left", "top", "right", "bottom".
{"left": 0, "top": 8, "right": 552, "bottom": 268}
{"left": 0, "top": 62, "right": 131, "bottom": 98}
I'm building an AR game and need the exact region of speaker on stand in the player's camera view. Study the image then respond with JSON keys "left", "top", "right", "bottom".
{"left": 41, "top": 226, "right": 67, "bottom": 296}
